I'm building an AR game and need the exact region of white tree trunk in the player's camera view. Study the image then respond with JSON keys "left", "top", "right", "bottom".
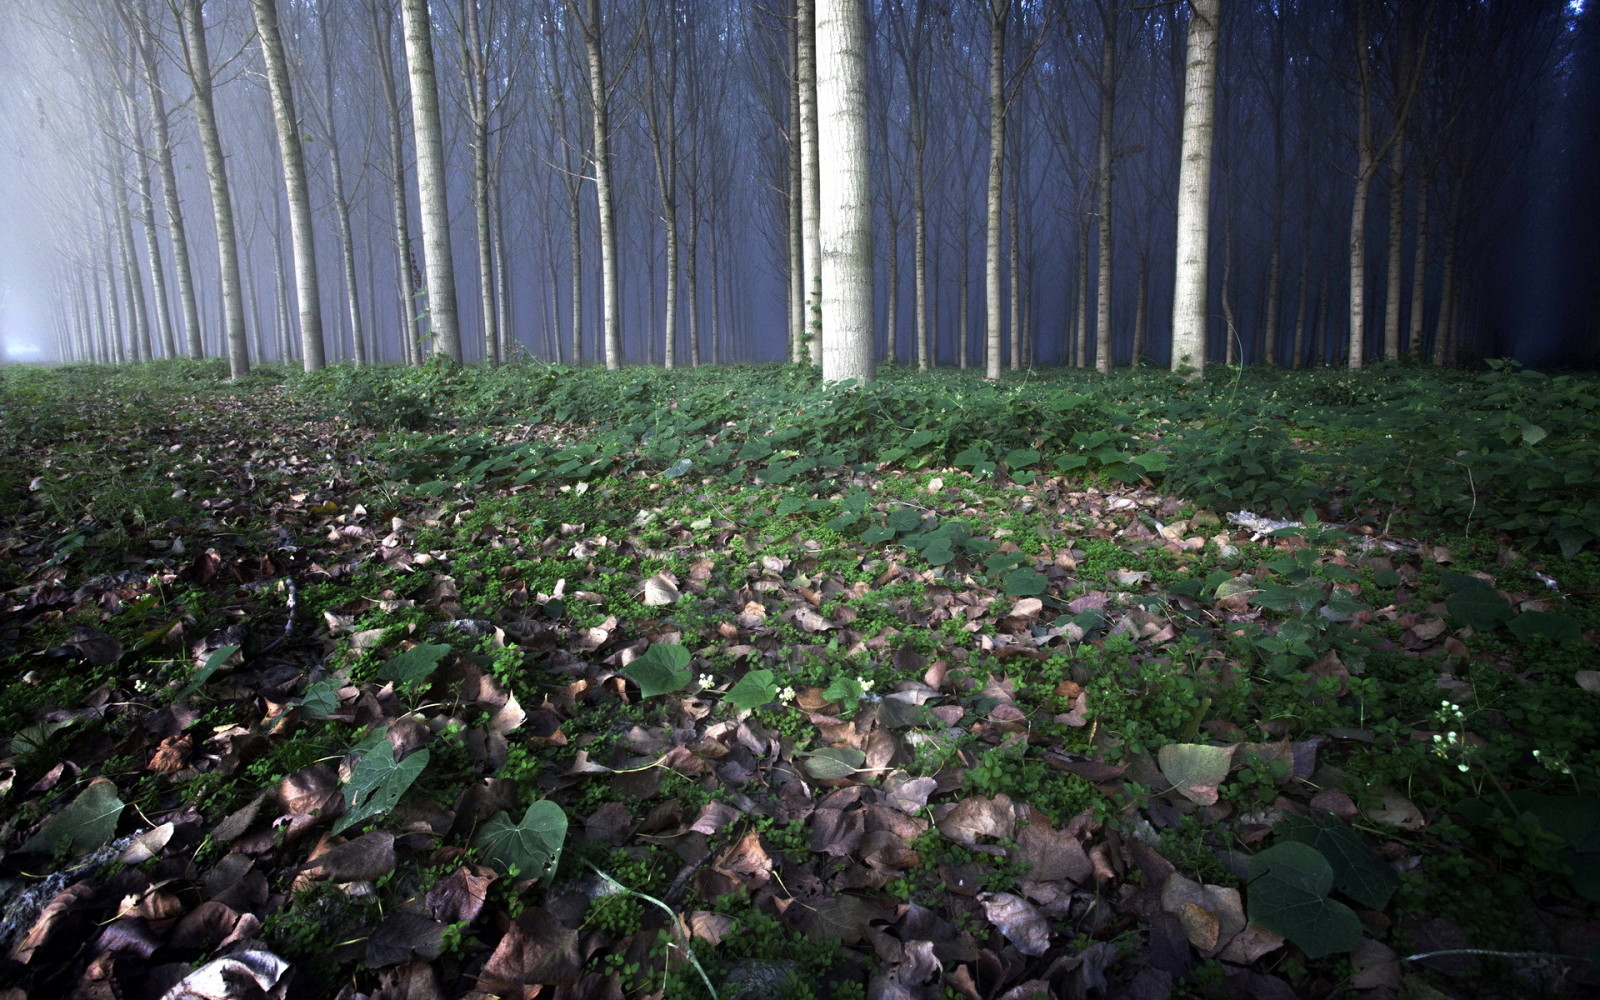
{"left": 1169, "top": 0, "right": 1220, "bottom": 379}
{"left": 1407, "top": 169, "right": 1430, "bottom": 360}
{"left": 984, "top": 0, "right": 1007, "bottom": 380}
{"left": 1094, "top": 5, "right": 1116, "bottom": 373}
{"left": 798, "top": 0, "right": 823, "bottom": 364}
{"left": 816, "top": 0, "right": 874, "bottom": 384}
{"left": 400, "top": 0, "right": 463, "bottom": 362}
{"left": 1382, "top": 135, "right": 1406, "bottom": 360}
{"left": 578, "top": 0, "right": 621, "bottom": 369}
{"left": 253, "top": 0, "right": 325, "bottom": 371}
{"left": 178, "top": 0, "right": 249, "bottom": 377}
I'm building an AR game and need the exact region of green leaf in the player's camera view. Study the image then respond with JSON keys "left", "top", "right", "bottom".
{"left": 887, "top": 507, "right": 923, "bottom": 533}
{"left": 176, "top": 643, "right": 240, "bottom": 701}
{"left": 822, "top": 675, "right": 865, "bottom": 707}
{"left": 622, "top": 643, "right": 692, "bottom": 698}
{"left": 776, "top": 496, "right": 809, "bottom": 516}
{"left": 1442, "top": 574, "right": 1513, "bottom": 631}
{"left": 21, "top": 778, "right": 125, "bottom": 857}
{"left": 1507, "top": 611, "right": 1581, "bottom": 645}
{"left": 1132, "top": 450, "right": 1170, "bottom": 474}
{"left": 300, "top": 678, "right": 344, "bottom": 719}
{"left": 1247, "top": 841, "right": 1363, "bottom": 958}
{"left": 922, "top": 539, "right": 956, "bottom": 566}
{"left": 801, "top": 747, "right": 867, "bottom": 780}
{"left": 725, "top": 669, "right": 778, "bottom": 711}
{"left": 1002, "top": 567, "right": 1048, "bottom": 598}
{"left": 662, "top": 458, "right": 693, "bottom": 478}
{"left": 1276, "top": 818, "right": 1400, "bottom": 910}
{"left": 377, "top": 643, "right": 452, "bottom": 685}
{"left": 861, "top": 524, "right": 897, "bottom": 545}
{"left": 905, "top": 429, "right": 936, "bottom": 450}
{"left": 953, "top": 447, "right": 988, "bottom": 469}
{"left": 334, "top": 735, "right": 430, "bottom": 835}
{"left": 1002, "top": 448, "right": 1040, "bottom": 469}
{"left": 475, "top": 800, "right": 568, "bottom": 880}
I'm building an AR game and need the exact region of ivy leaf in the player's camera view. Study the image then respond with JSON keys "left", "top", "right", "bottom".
{"left": 1275, "top": 818, "right": 1400, "bottom": 910}
{"left": 621, "top": 643, "right": 692, "bottom": 698}
{"left": 887, "top": 507, "right": 923, "bottom": 533}
{"left": 1442, "top": 574, "right": 1513, "bottom": 631}
{"left": 1247, "top": 841, "right": 1362, "bottom": 958}
{"left": 822, "top": 675, "right": 865, "bottom": 708}
{"left": 300, "top": 677, "right": 344, "bottom": 720}
{"left": 334, "top": 734, "right": 430, "bottom": 835}
{"left": 725, "top": 669, "right": 778, "bottom": 711}
{"left": 377, "top": 643, "right": 452, "bottom": 685}
{"left": 21, "top": 777, "right": 124, "bottom": 857}
{"left": 475, "top": 800, "right": 568, "bottom": 880}
{"left": 1507, "top": 611, "right": 1581, "bottom": 645}
{"left": 1003, "top": 567, "right": 1048, "bottom": 598}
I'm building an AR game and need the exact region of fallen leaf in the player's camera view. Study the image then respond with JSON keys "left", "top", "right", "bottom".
{"left": 979, "top": 892, "right": 1052, "bottom": 956}
{"left": 640, "top": 571, "right": 680, "bottom": 606}
{"left": 1157, "top": 743, "right": 1236, "bottom": 806}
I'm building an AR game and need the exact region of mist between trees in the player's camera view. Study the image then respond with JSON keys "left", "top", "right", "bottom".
{"left": 1, "top": 0, "right": 1595, "bottom": 375}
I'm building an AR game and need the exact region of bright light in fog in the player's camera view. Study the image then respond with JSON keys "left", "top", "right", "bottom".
{"left": 3, "top": 340, "right": 43, "bottom": 360}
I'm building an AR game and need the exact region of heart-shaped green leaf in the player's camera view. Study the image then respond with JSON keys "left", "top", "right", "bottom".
{"left": 334, "top": 733, "right": 430, "bottom": 835}
{"left": 1157, "top": 743, "right": 1237, "bottom": 806}
{"left": 801, "top": 747, "right": 867, "bottom": 780}
{"left": 1276, "top": 818, "right": 1399, "bottom": 910}
{"left": 476, "top": 800, "right": 568, "bottom": 879}
{"left": 1003, "top": 567, "right": 1048, "bottom": 598}
{"left": 377, "top": 643, "right": 452, "bottom": 685}
{"left": 622, "top": 643, "right": 692, "bottom": 698}
{"left": 1246, "top": 841, "right": 1362, "bottom": 958}
{"left": 22, "top": 778, "right": 125, "bottom": 857}
{"left": 725, "top": 669, "right": 778, "bottom": 711}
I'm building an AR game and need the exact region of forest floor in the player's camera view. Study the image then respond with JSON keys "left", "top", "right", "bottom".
{"left": 0, "top": 359, "right": 1597, "bottom": 1000}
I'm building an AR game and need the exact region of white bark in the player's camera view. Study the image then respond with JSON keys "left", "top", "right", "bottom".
{"left": 576, "top": 0, "right": 621, "bottom": 369}
{"left": 984, "top": 0, "right": 1007, "bottom": 380}
{"left": 252, "top": 0, "right": 325, "bottom": 371}
{"left": 1169, "top": 0, "right": 1220, "bottom": 379}
{"left": 798, "top": 0, "right": 823, "bottom": 363}
{"left": 400, "top": 0, "right": 463, "bottom": 361}
{"left": 178, "top": 0, "right": 249, "bottom": 377}
{"left": 816, "top": 0, "right": 874, "bottom": 384}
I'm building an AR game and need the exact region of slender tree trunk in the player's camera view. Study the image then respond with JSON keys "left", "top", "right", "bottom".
{"left": 1221, "top": 206, "right": 1237, "bottom": 365}
{"left": 575, "top": 0, "right": 620, "bottom": 368}
{"left": 316, "top": 8, "right": 364, "bottom": 364}
{"left": 798, "top": 0, "right": 823, "bottom": 363}
{"left": 462, "top": 0, "right": 498, "bottom": 364}
{"left": 1008, "top": 140, "right": 1022, "bottom": 370}
{"left": 252, "top": 0, "right": 324, "bottom": 371}
{"left": 368, "top": 0, "right": 420, "bottom": 364}
{"left": 400, "top": 0, "right": 463, "bottom": 361}
{"left": 788, "top": 2, "right": 805, "bottom": 362}
{"left": 1434, "top": 183, "right": 1461, "bottom": 366}
{"left": 1074, "top": 223, "right": 1089, "bottom": 367}
{"left": 1382, "top": 135, "right": 1406, "bottom": 360}
{"left": 1132, "top": 251, "right": 1149, "bottom": 364}
{"left": 958, "top": 246, "right": 969, "bottom": 369}
{"left": 1408, "top": 168, "right": 1430, "bottom": 361}
{"left": 1169, "top": 0, "right": 1220, "bottom": 379}
{"left": 984, "top": 0, "right": 1007, "bottom": 380}
{"left": 493, "top": 177, "right": 512, "bottom": 358}
{"left": 1262, "top": 8, "right": 1285, "bottom": 368}
{"left": 118, "top": 84, "right": 175, "bottom": 358}
{"left": 1094, "top": 4, "right": 1116, "bottom": 373}
{"left": 130, "top": 6, "right": 202, "bottom": 359}
{"left": 816, "top": 0, "right": 874, "bottom": 383}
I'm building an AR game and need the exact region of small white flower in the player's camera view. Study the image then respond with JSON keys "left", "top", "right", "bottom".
{"left": 779, "top": 686, "right": 796, "bottom": 702}
{"left": 1458, "top": 763, "right": 1470, "bottom": 772}
{"left": 697, "top": 673, "right": 716, "bottom": 690}
{"left": 858, "top": 677, "right": 874, "bottom": 693}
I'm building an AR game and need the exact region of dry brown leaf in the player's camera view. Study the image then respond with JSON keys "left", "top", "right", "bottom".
{"left": 640, "top": 571, "right": 680, "bottom": 606}
{"left": 978, "top": 892, "right": 1052, "bottom": 956}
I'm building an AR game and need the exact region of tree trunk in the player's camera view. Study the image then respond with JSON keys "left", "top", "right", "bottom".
{"left": 129, "top": 4, "right": 202, "bottom": 359}
{"left": 1382, "top": 135, "right": 1406, "bottom": 360}
{"left": 462, "top": 0, "right": 498, "bottom": 364}
{"left": 117, "top": 83, "right": 175, "bottom": 359}
{"left": 1132, "top": 251, "right": 1148, "bottom": 364}
{"left": 984, "top": 0, "right": 1007, "bottom": 380}
{"left": 400, "top": 0, "right": 463, "bottom": 361}
{"left": 1169, "top": 0, "right": 1220, "bottom": 379}
{"left": 1008, "top": 139, "right": 1022, "bottom": 370}
{"left": 252, "top": 0, "right": 325, "bottom": 371}
{"left": 107, "top": 132, "right": 151, "bottom": 363}
{"left": 816, "top": 0, "right": 875, "bottom": 384}
{"left": 318, "top": 12, "right": 366, "bottom": 365}
{"left": 368, "top": 0, "right": 421, "bottom": 365}
{"left": 1407, "top": 168, "right": 1430, "bottom": 360}
{"left": 788, "top": 1, "right": 805, "bottom": 362}
{"left": 798, "top": 0, "right": 823, "bottom": 363}
{"left": 1094, "top": 3, "right": 1116, "bottom": 373}
{"left": 1074, "top": 222, "right": 1089, "bottom": 367}
{"left": 1433, "top": 183, "right": 1461, "bottom": 366}
{"left": 576, "top": 0, "right": 621, "bottom": 369}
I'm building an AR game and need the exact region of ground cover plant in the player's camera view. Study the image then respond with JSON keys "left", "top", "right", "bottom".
{"left": 0, "top": 359, "right": 1597, "bottom": 1000}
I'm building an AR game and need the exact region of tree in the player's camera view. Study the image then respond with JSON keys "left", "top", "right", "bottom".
{"left": 983, "top": 0, "right": 1007, "bottom": 380}
{"left": 366, "top": 0, "right": 422, "bottom": 365}
{"left": 251, "top": 0, "right": 325, "bottom": 371}
{"left": 1169, "top": 0, "right": 1220, "bottom": 379}
{"left": 573, "top": 0, "right": 622, "bottom": 369}
{"left": 816, "top": 0, "right": 874, "bottom": 384}
{"left": 313, "top": 7, "right": 367, "bottom": 365}
{"left": 177, "top": 0, "right": 250, "bottom": 378}
{"left": 400, "top": 0, "right": 462, "bottom": 362}
{"left": 798, "top": 0, "right": 823, "bottom": 363}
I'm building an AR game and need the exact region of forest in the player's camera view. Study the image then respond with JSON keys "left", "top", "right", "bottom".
{"left": 2, "top": 2, "right": 1600, "bottom": 1000}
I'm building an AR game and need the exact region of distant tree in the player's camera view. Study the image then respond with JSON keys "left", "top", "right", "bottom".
{"left": 571, "top": 0, "right": 622, "bottom": 369}
{"left": 366, "top": 0, "right": 423, "bottom": 365}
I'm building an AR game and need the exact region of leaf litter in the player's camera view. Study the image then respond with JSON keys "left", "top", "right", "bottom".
{"left": 0, "top": 376, "right": 1595, "bottom": 1000}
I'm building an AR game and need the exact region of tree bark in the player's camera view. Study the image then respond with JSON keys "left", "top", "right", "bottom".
{"left": 1169, "top": 0, "right": 1220, "bottom": 379}
{"left": 816, "top": 0, "right": 874, "bottom": 384}
{"left": 317, "top": 8, "right": 365, "bottom": 364}
{"left": 462, "top": 0, "right": 499, "bottom": 364}
{"left": 252, "top": 0, "right": 325, "bottom": 371}
{"left": 368, "top": 0, "right": 421, "bottom": 365}
{"left": 1382, "top": 135, "right": 1406, "bottom": 360}
{"left": 984, "top": 0, "right": 1007, "bottom": 380}
{"left": 575, "top": 0, "right": 621, "bottom": 369}
{"left": 1094, "top": 2, "right": 1116, "bottom": 373}
{"left": 1407, "top": 167, "right": 1430, "bottom": 360}
{"left": 400, "top": 0, "right": 463, "bottom": 362}
{"left": 798, "top": 0, "right": 823, "bottom": 363}
{"left": 178, "top": 0, "right": 249, "bottom": 376}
